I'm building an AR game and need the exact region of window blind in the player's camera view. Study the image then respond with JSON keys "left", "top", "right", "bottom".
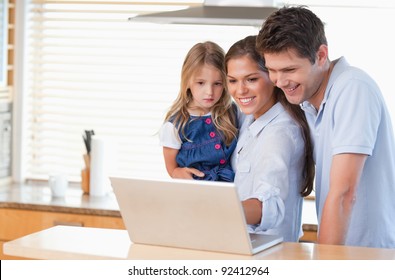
{"left": 24, "top": 0, "right": 258, "bottom": 182}
{"left": 0, "top": 0, "right": 8, "bottom": 88}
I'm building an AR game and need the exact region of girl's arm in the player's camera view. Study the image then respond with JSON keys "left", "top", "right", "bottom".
{"left": 163, "top": 147, "right": 179, "bottom": 177}
{"left": 163, "top": 147, "right": 204, "bottom": 179}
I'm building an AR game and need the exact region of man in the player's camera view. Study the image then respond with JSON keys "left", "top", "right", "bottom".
{"left": 256, "top": 6, "right": 395, "bottom": 248}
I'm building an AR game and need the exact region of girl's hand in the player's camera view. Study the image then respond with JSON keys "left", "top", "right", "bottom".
{"left": 171, "top": 167, "right": 205, "bottom": 179}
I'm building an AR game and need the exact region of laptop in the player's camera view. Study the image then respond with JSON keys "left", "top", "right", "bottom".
{"left": 110, "top": 176, "right": 283, "bottom": 255}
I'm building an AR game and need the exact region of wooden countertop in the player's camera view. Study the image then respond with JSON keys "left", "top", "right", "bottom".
{"left": 0, "top": 181, "right": 121, "bottom": 217}
{"left": 4, "top": 226, "right": 395, "bottom": 260}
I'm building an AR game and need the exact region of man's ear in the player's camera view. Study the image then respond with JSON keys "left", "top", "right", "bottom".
{"left": 316, "top": 44, "right": 329, "bottom": 66}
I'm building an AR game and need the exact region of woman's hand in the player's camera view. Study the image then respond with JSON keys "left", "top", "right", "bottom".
{"left": 242, "top": 198, "right": 263, "bottom": 225}
{"left": 171, "top": 167, "right": 205, "bottom": 179}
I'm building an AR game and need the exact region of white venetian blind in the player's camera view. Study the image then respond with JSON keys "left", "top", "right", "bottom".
{"left": 0, "top": 0, "right": 8, "bottom": 89}
{"left": 24, "top": 0, "right": 258, "bottom": 182}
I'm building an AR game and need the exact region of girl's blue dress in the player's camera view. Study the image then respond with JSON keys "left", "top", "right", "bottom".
{"left": 172, "top": 115, "right": 237, "bottom": 182}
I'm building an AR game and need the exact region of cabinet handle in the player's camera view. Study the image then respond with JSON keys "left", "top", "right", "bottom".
{"left": 53, "top": 221, "right": 84, "bottom": 227}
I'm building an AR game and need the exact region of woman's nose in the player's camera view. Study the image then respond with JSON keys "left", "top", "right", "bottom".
{"left": 236, "top": 82, "right": 247, "bottom": 95}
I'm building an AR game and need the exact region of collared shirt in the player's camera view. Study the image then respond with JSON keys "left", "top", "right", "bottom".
{"left": 301, "top": 57, "right": 395, "bottom": 248}
{"left": 231, "top": 102, "right": 305, "bottom": 242}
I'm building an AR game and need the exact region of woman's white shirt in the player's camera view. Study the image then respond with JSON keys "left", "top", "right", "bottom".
{"left": 231, "top": 102, "right": 305, "bottom": 242}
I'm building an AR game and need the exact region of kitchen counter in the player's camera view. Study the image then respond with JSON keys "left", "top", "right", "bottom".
{"left": 0, "top": 181, "right": 318, "bottom": 247}
{"left": 0, "top": 181, "right": 126, "bottom": 259}
{"left": 0, "top": 181, "right": 121, "bottom": 217}
{"left": 0, "top": 181, "right": 317, "bottom": 225}
{"left": 4, "top": 225, "right": 395, "bottom": 260}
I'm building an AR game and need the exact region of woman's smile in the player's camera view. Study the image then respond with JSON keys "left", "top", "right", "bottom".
{"left": 238, "top": 96, "right": 256, "bottom": 106}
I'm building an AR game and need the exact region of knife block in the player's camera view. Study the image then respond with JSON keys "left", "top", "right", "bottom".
{"left": 81, "top": 168, "right": 90, "bottom": 194}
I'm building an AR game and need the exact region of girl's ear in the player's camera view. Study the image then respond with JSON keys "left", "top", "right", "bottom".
{"left": 186, "top": 88, "right": 192, "bottom": 102}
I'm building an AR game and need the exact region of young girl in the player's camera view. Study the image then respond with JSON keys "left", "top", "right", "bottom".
{"left": 159, "top": 41, "right": 238, "bottom": 182}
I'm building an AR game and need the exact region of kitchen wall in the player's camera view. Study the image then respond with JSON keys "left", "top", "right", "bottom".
{"left": 10, "top": 1, "right": 395, "bottom": 182}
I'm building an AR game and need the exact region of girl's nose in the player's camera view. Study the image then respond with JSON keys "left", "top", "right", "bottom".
{"left": 205, "top": 84, "right": 215, "bottom": 96}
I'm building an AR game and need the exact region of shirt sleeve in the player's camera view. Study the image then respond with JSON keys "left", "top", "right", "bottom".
{"left": 255, "top": 185, "right": 285, "bottom": 231}
{"left": 158, "top": 122, "right": 182, "bottom": 149}
{"left": 331, "top": 75, "right": 381, "bottom": 156}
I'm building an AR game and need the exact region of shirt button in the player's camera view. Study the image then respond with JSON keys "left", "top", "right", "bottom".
{"left": 209, "top": 132, "right": 216, "bottom": 138}
{"left": 214, "top": 144, "right": 221, "bottom": 150}
{"left": 219, "top": 159, "right": 226, "bottom": 165}
{"left": 205, "top": 118, "right": 212, "bottom": 125}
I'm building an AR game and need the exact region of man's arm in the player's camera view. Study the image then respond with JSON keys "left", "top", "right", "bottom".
{"left": 318, "top": 153, "right": 367, "bottom": 245}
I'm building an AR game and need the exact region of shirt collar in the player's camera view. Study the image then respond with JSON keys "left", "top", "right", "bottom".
{"left": 247, "top": 102, "right": 285, "bottom": 137}
{"left": 301, "top": 56, "right": 348, "bottom": 116}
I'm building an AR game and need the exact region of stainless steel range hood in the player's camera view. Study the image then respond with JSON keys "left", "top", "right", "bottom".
{"left": 129, "top": 0, "right": 279, "bottom": 26}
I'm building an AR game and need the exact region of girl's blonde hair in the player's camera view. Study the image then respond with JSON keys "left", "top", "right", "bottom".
{"left": 164, "top": 41, "right": 237, "bottom": 146}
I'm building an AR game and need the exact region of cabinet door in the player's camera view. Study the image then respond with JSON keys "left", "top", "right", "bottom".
{"left": 0, "top": 208, "right": 125, "bottom": 259}
{"left": 0, "top": 208, "right": 125, "bottom": 241}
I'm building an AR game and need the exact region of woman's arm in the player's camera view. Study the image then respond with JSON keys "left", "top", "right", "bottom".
{"left": 240, "top": 124, "right": 297, "bottom": 231}
{"left": 242, "top": 198, "right": 263, "bottom": 224}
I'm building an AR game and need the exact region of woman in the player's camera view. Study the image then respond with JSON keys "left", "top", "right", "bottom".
{"left": 225, "top": 35, "right": 314, "bottom": 242}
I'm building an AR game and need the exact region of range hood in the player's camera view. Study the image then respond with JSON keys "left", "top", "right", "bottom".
{"left": 129, "top": 0, "right": 279, "bottom": 26}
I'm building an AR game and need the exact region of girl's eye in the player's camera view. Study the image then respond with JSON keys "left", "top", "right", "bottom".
{"left": 214, "top": 82, "right": 223, "bottom": 86}
{"left": 227, "top": 79, "right": 236, "bottom": 84}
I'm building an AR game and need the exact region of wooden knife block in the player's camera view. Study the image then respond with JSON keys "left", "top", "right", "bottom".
{"left": 81, "top": 168, "right": 90, "bottom": 194}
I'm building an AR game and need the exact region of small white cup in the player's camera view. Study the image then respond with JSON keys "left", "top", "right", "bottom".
{"left": 49, "top": 174, "right": 68, "bottom": 198}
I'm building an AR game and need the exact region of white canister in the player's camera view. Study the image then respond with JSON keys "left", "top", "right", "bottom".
{"left": 89, "top": 136, "right": 114, "bottom": 197}
{"left": 49, "top": 174, "right": 68, "bottom": 198}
